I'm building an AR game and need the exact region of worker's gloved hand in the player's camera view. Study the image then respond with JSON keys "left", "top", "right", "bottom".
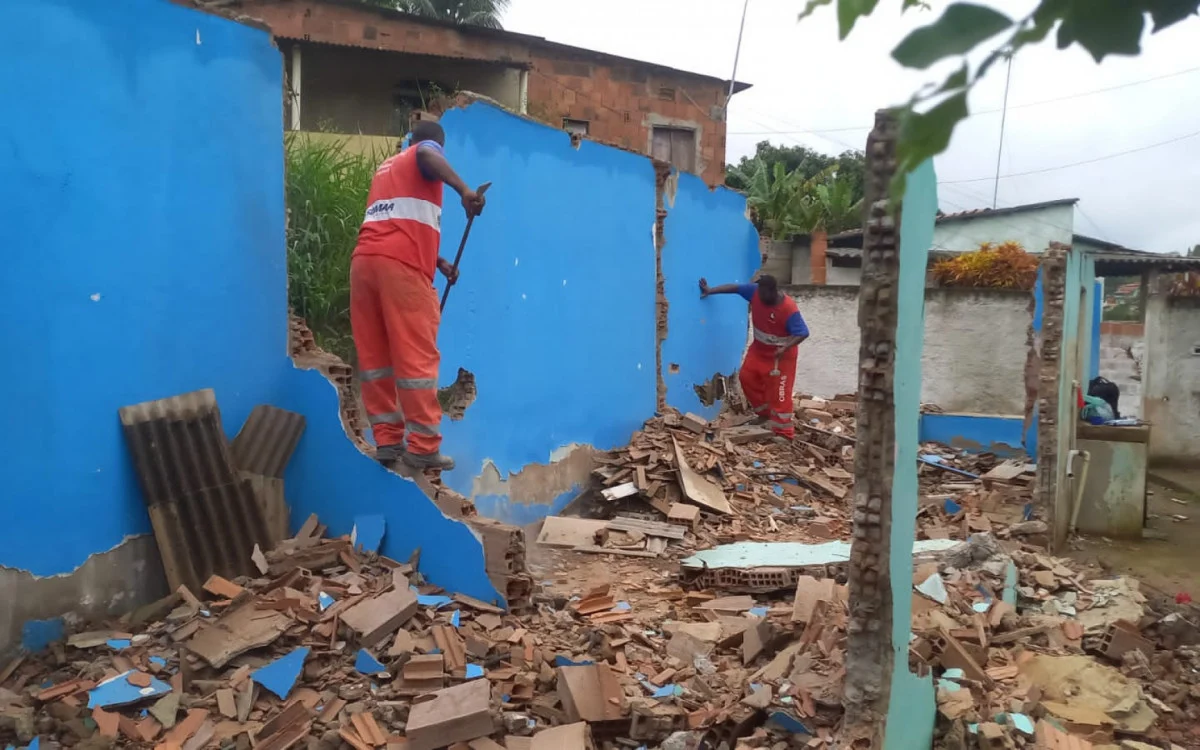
{"left": 462, "top": 189, "right": 486, "bottom": 218}
{"left": 698, "top": 277, "right": 710, "bottom": 298}
{"left": 437, "top": 257, "right": 459, "bottom": 284}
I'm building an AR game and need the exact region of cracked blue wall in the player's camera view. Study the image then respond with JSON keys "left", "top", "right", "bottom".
{"left": 663, "top": 173, "right": 761, "bottom": 417}
{"left": 429, "top": 104, "right": 756, "bottom": 520}
{"left": 0, "top": 0, "right": 497, "bottom": 605}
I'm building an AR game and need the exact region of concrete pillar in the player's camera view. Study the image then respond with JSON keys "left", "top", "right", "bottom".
{"left": 289, "top": 44, "right": 302, "bottom": 131}
{"left": 1142, "top": 269, "right": 1169, "bottom": 456}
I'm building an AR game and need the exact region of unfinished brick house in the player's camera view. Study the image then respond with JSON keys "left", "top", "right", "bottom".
{"left": 236, "top": 0, "right": 748, "bottom": 185}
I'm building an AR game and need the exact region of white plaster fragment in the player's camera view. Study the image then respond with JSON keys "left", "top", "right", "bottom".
{"left": 90, "top": 293, "right": 101, "bottom": 302}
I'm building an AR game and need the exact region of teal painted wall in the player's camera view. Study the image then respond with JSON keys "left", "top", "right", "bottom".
{"left": 883, "top": 160, "right": 938, "bottom": 749}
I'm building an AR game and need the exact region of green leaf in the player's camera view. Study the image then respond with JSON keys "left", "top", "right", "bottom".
{"left": 895, "top": 92, "right": 969, "bottom": 184}
{"left": 1055, "top": 0, "right": 1144, "bottom": 61}
{"left": 837, "top": 0, "right": 881, "bottom": 38}
{"left": 938, "top": 63, "right": 970, "bottom": 94}
{"left": 892, "top": 3, "right": 1014, "bottom": 69}
{"left": 1144, "top": 0, "right": 1200, "bottom": 31}
{"left": 798, "top": 0, "right": 834, "bottom": 23}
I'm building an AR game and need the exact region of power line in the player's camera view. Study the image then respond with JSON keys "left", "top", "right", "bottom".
{"left": 728, "top": 64, "right": 1200, "bottom": 136}
{"left": 992, "top": 55, "right": 1014, "bottom": 209}
{"left": 939, "top": 127, "right": 1200, "bottom": 184}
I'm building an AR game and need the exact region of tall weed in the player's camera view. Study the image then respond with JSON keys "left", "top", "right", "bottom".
{"left": 285, "top": 134, "right": 386, "bottom": 363}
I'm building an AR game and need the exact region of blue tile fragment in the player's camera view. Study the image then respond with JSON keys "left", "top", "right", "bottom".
{"left": 450, "top": 610, "right": 461, "bottom": 628}
{"left": 318, "top": 592, "right": 335, "bottom": 611}
{"left": 354, "top": 649, "right": 386, "bottom": 675}
{"left": 352, "top": 515, "right": 386, "bottom": 554}
{"left": 21, "top": 619, "right": 64, "bottom": 653}
{"left": 465, "top": 664, "right": 484, "bottom": 679}
{"left": 106, "top": 639, "right": 132, "bottom": 650}
{"left": 87, "top": 671, "right": 171, "bottom": 708}
{"left": 943, "top": 499, "right": 962, "bottom": 515}
{"left": 749, "top": 607, "right": 768, "bottom": 618}
{"left": 252, "top": 647, "right": 309, "bottom": 700}
{"left": 773, "top": 485, "right": 784, "bottom": 496}
{"left": 554, "top": 656, "right": 594, "bottom": 667}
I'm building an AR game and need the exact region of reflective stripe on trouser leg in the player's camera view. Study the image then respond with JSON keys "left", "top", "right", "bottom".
{"left": 375, "top": 258, "right": 444, "bottom": 456}
{"left": 350, "top": 257, "right": 405, "bottom": 447}
{"left": 769, "top": 355, "right": 798, "bottom": 439}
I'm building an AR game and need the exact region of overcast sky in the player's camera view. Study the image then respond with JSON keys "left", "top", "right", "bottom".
{"left": 501, "top": 1, "right": 1200, "bottom": 254}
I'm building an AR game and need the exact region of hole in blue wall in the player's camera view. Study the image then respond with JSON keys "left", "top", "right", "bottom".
{"left": 438, "top": 367, "right": 477, "bottom": 421}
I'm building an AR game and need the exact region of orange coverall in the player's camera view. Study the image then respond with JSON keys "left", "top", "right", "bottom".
{"left": 349, "top": 144, "right": 445, "bottom": 455}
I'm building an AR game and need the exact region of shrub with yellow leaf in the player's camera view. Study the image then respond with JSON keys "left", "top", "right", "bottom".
{"left": 931, "top": 241, "right": 1040, "bottom": 290}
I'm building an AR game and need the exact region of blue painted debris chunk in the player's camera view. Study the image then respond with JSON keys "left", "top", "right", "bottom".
{"left": 766, "top": 712, "right": 811, "bottom": 734}
{"left": 106, "top": 639, "right": 132, "bottom": 650}
{"left": 354, "top": 649, "right": 386, "bottom": 675}
{"left": 465, "top": 664, "right": 484, "bottom": 679}
{"left": 318, "top": 592, "right": 335, "bottom": 611}
{"left": 450, "top": 610, "right": 461, "bottom": 628}
{"left": 353, "top": 515, "right": 386, "bottom": 554}
{"left": 554, "top": 656, "right": 594, "bottom": 667}
{"left": 773, "top": 485, "right": 784, "bottom": 496}
{"left": 149, "top": 656, "right": 168, "bottom": 669}
{"left": 1006, "top": 713, "right": 1035, "bottom": 735}
{"left": 943, "top": 498, "right": 962, "bottom": 515}
{"left": 413, "top": 588, "right": 453, "bottom": 608}
{"left": 252, "top": 647, "right": 309, "bottom": 700}
{"left": 87, "top": 670, "right": 171, "bottom": 708}
{"left": 21, "top": 618, "right": 65, "bottom": 653}
{"left": 749, "top": 607, "right": 768, "bottom": 618}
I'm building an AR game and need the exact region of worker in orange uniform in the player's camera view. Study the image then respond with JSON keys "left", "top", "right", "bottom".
{"left": 699, "top": 275, "right": 808, "bottom": 438}
{"left": 350, "top": 121, "right": 486, "bottom": 471}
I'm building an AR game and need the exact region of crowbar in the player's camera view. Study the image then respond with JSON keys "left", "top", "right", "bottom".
{"left": 440, "top": 181, "right": 492, "bottom": 311}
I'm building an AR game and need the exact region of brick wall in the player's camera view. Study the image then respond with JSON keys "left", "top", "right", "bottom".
{"left": 526, "top": 48, "right": 729, "bottom": 186}
{"left": 241, "top": 0, "right": 732, "bottom": 184}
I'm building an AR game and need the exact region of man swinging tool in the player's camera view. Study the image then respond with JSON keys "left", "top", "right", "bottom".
{"left": 699, "top": 275, "right": 809, "bottom": 439}
{"left": 350, "top": 120, "right": 486, "bottom": 470}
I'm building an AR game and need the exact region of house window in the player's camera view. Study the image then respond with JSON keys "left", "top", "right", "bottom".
{"left": 651, "top": 126, "right": 696, "bottom": 173}
{"left": 562, "top": 118, "right": 589, "bottom": 135}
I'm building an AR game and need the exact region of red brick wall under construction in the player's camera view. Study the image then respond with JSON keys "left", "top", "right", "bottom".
{"left": 526, "top": 49, "right": 730, "bottom": 186}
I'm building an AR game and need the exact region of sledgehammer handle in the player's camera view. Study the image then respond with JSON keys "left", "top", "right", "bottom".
{"left": 439, "top": 182, "right": 491, "bottom": 312}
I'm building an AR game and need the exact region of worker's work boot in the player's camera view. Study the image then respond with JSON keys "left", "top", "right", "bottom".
{"left": 374, "top": 444, "right": 405, "bottom": 464}
{"left": 402, "top": 451, "right": 455, "bottom": 471}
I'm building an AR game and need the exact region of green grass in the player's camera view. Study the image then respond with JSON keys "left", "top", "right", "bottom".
{"left": 285, "top": 134, "right": 387, "bottom": 364}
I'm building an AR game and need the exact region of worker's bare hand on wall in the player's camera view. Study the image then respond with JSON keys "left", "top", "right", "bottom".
{"left": 698, "top": 278, "right": 710, "bottom": 297}
{"left": 437, "top": 257, "right": 459, "bottom": 284}
{"left": 462, "top": 189, "right": 486, "bottom": 218}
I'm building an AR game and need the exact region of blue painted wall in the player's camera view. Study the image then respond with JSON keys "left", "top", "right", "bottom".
{"left": 0, "top": 0, "right": 498, "bottom": 604}
{"left": 662, "top": 174, "right": 761, "bottom": 417}
{"left": 1, "top": 0, "right": 284, "bottom": 576}
{"left": 1091, "top": 279, "right": 1103, "bottom": 380}
{"left": 919, "top": 413, "right": 1025, "bottom": 457}
{"left": 428, "top": 105, "right": 755, "bottom": 519}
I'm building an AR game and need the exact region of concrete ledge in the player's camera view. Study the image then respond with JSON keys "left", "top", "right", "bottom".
{"left": 1, "top": 535, "right": 168, "bottom": 657}
{"left": 919, "top": 412, "right": 1027, "bottom": 457}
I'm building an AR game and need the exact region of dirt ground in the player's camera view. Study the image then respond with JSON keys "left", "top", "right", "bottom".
{"left": 1068, "top": 479, "right": 1200, "bottom": 602}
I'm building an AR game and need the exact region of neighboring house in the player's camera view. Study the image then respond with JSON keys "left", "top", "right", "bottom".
{"left": 236, "top": 0, "right": 749, "bottom": 185}
{"left": 763, "top": 198, "right": 1139, "bottom": 286}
